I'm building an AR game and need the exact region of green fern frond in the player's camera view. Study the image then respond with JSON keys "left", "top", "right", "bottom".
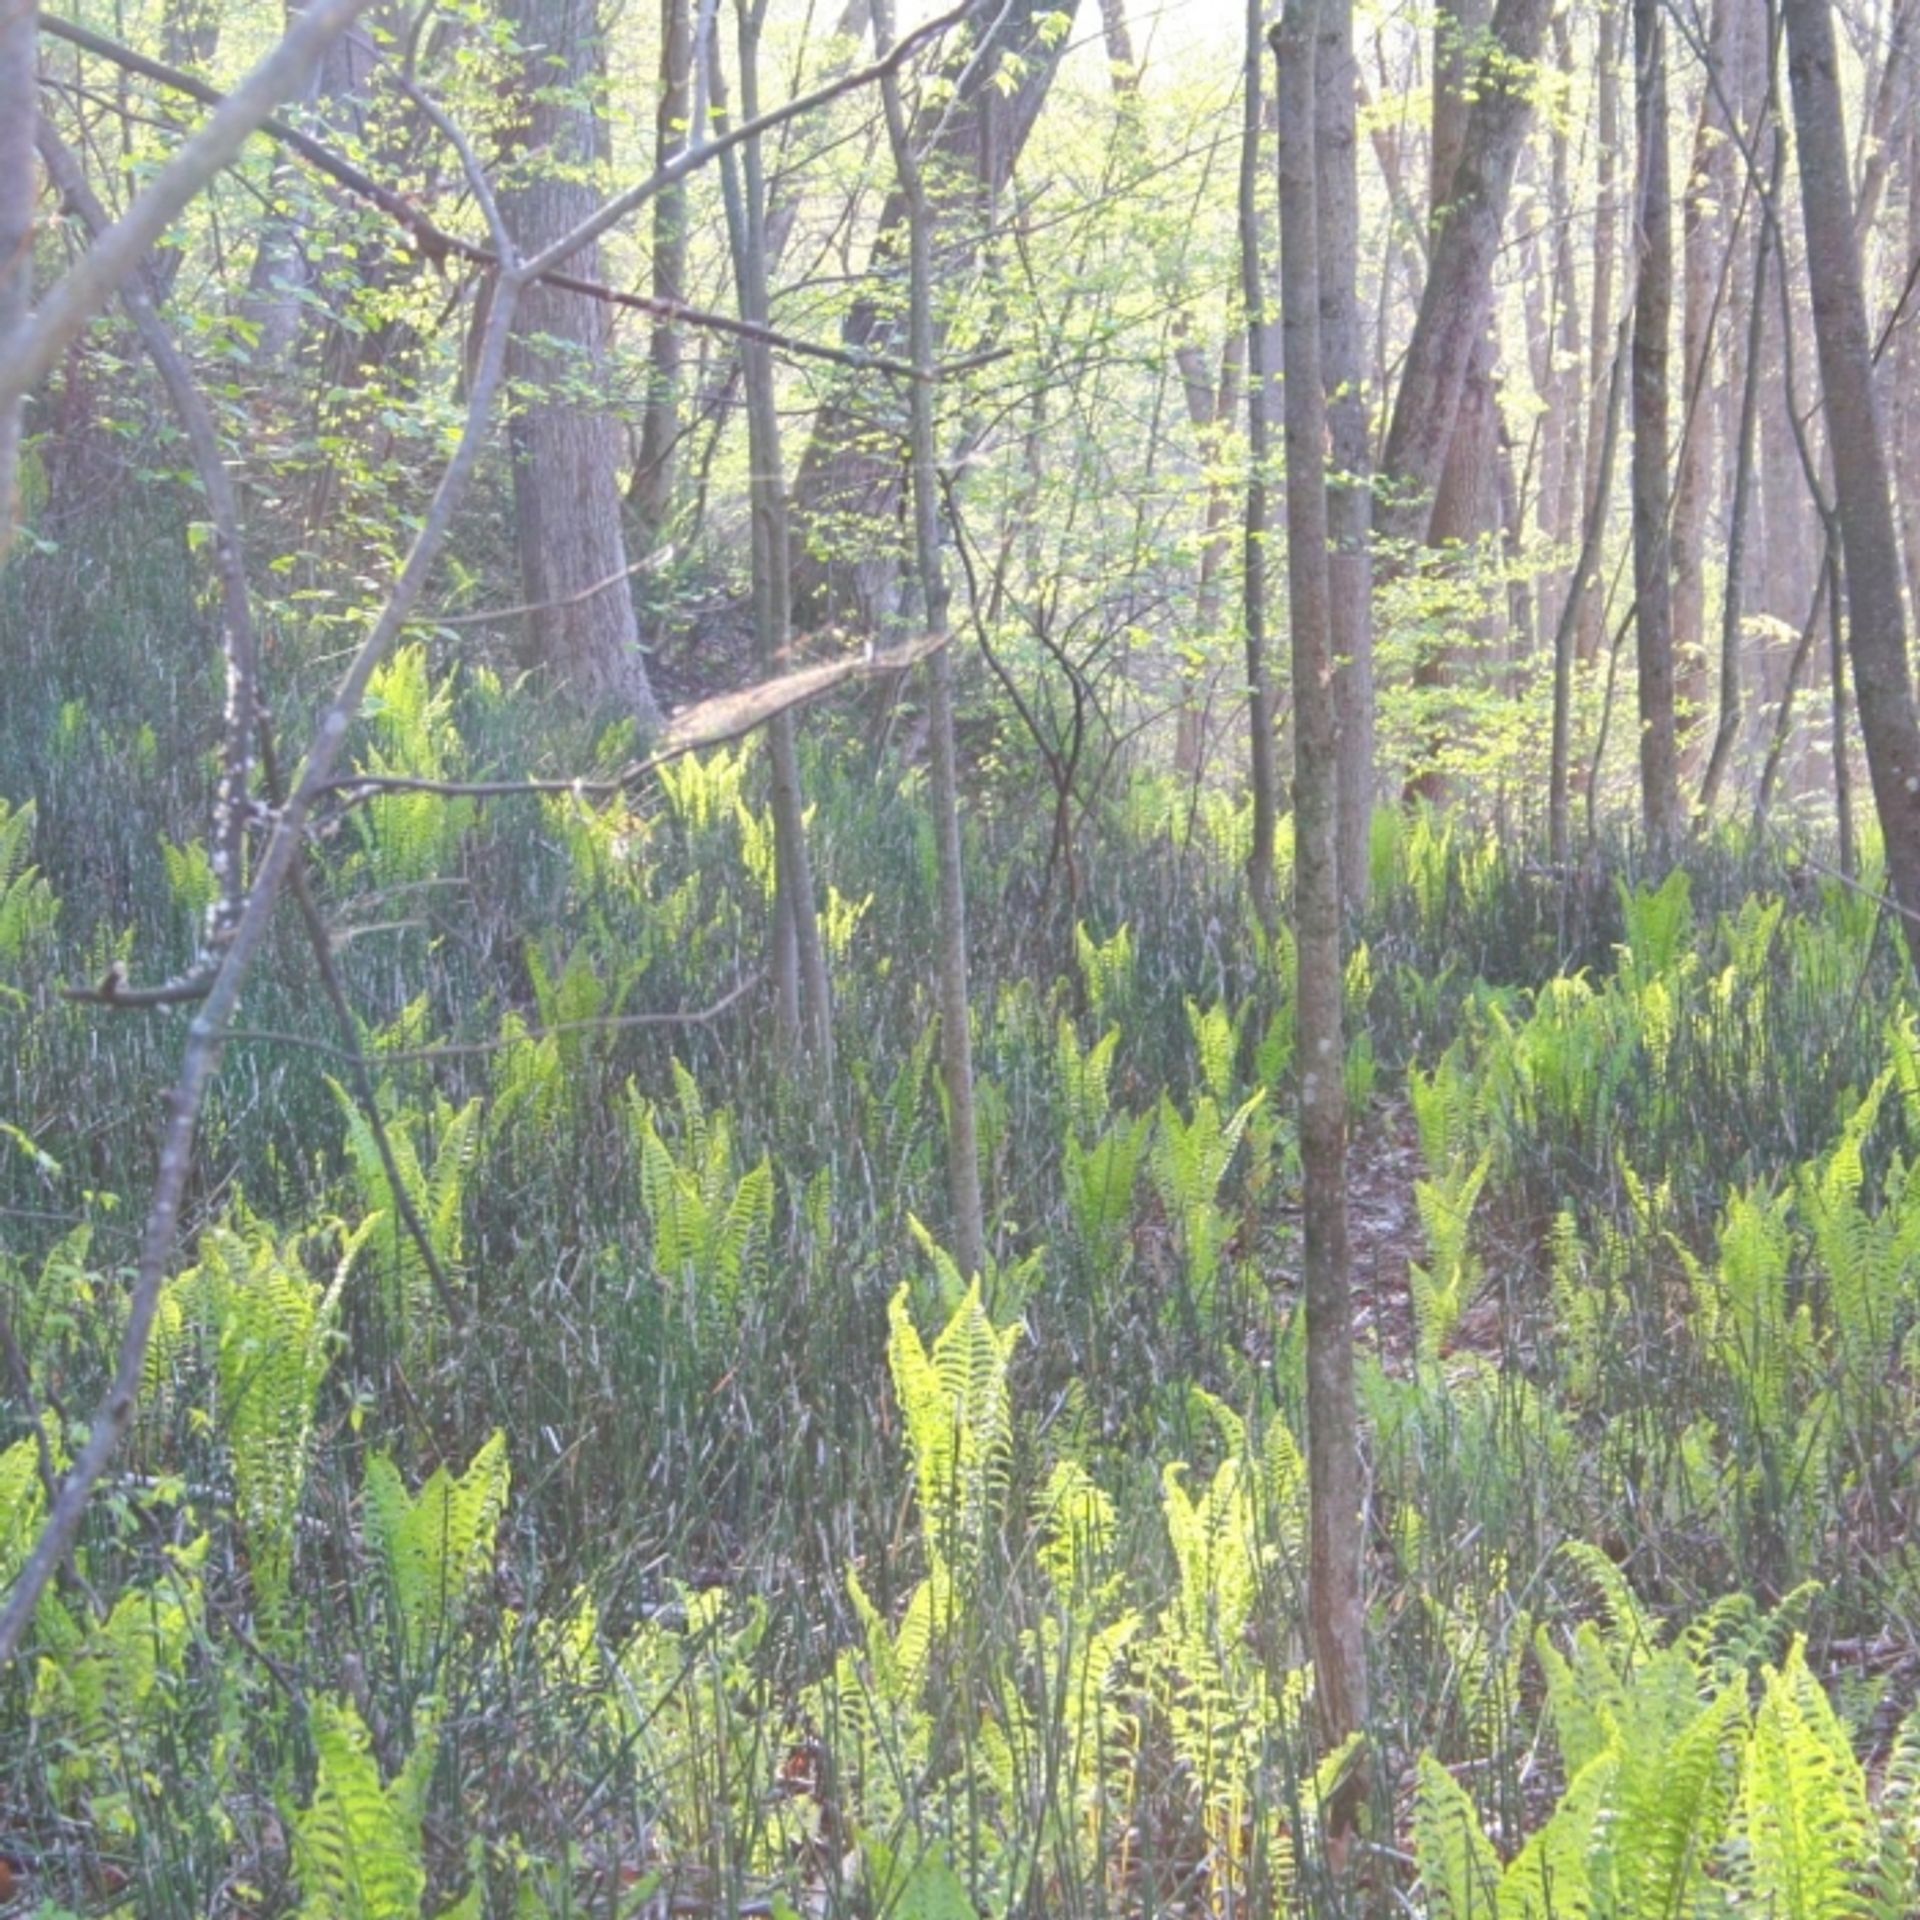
{"left": 291, "top": 1698, "right": 436, "bottom": 1919}
{"left": 1413, "top": 1752, "right": 1501, "bottom": 1920}
{"left": 363, "top": 1430, "right": 510, "bottom": 1669}
{"left": 1734, "top": 1640, "right": 1874, "bottom": 1920}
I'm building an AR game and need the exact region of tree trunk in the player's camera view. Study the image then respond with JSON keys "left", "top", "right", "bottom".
{"left": 501, "top": 0, "right": 660, "bottom": 726}
{"left": 1699, "top": 130, "right": 1776, "bottom": 814}
{"left": 1316, "top": 0, "right": 1373, "bottom": 910}
{"left": 0, "top": 0, "right": 37, "bottom": 562}
{"left": 1099, "top": 0, "right": 1139, "bottom": 94}
{"left": 1782, "top": 0, "right": 1920, "bottom": 983}
{"left": 1898, "top": 124, "right": 1920, "bottom": 627}
{"left": 1672, "top": 0, "right": 1735, "bottom": 779}
{"left": 1632, "top": 0, "right": 1681, "bottom": 852}
{"left": 1241, "top": 0, "right": 1281, "bottom": 937}
{"left": 1273, "top": 0, "right": 1368, "bottom": 1795}
{"left": 788, "top": 0, "right": 1082, "bottom": 630}
{"left": 875, "top": 0, "right": 985, "bottom": 1281}
{"left": 1576, "top": 5, "right": 1620, "bottom": 667}
{"left": 1375, "top": 0, "right": 1550, "bottom": 550}
{"left": 1173, "top": 329, "right": 1245, "bottom": 776}
{"left": 715, "top": 1, "right": 834, "bottom": 1069}
{"left": 629, "top": 0, "right": 694, "bottom": 545}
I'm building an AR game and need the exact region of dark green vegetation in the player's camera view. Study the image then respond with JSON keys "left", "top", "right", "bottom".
{"left": 4, "top": 515, "right": 1920, "bottom": 1914}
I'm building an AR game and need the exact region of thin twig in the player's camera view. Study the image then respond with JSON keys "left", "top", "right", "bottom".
{"left": 37, "top": 6, "right": 998, "bottom": 380}
{"left": 221, "top": 970, "right": 765, "bottom": 1067}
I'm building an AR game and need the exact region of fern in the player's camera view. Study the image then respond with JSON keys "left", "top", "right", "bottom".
{"left": 349, "top": 644, "right": 475, "bottom": 889}
{"left": 32, "top": 1540, "right": 207, "bottom": 1829}
{"left": 191, "top": 1219, "right": 353, "bottom": 1619}
{"left": 0, "top": 796, "right": 58, "bottom": 972}
{"left": 291, "top": 1698, "right": 438, "bottom": 1919}
{"left": 1074, "top": 921, "right": 1135, "bottom": 1029}
{"left": 1734, "top": 1640, "right": 1875, "bottom": 1920}
{"left": 1062, "top": 1110, "right": 1151, "bottom": 1277}
{"left": 1057, "top": 1018, "right": 1120, "bottom": 1142}
{"left": 1412, "top": 1753, "right": 1501, "bottom": 1920}
{"left": 334, "top": 1082, "right": 479, "bottom": 1345}
{"left": 362, "top": 1430, "right": 510, "bottom": 1670}
{"left": 1186, "top": 998, "right": 1240, "bottom": 1107}
{"left": 1617, "top": 867, "right": 1695, "bottom": 987}
{"left": 888, "top": 1283, "right": 1019, "bottom": 1580}
{"left": 630, "top": 1064, "right": 774, "bottom": 1343}
{"left": 1150, "top": 1089, "right": 1264, "bottom": 1320}
{"left": 1410, "top": 1147, "right": 1493, "bottom": 1363}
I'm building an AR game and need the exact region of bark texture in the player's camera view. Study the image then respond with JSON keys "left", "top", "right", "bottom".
{"left": 502, "top": 0, "right": 660, "bottom": 726}
{"left": 0, "top": 0, "right": 38, "bottom": 560}
{"left": 1632, "top": 0, "right": 1680, "bottom": 850}
{"left": 630, "top": 0, "right": 694, "bottom": 544}
{"left": 1375, "top": 0, "right": 1549, "bottom": 550}
{"left": 1273, "top": 0, "right": 1368, "bottom": 1784}
{"left": 1316, "top": 0, "right": 1374, "bottom": 908}
{"left": 1783, "top": 0, "right": 1920, "bottom": 981}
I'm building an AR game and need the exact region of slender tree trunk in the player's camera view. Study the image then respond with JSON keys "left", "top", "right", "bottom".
{"left": 1273, "top": 0, "right": 1368, "bottom": 1793}
{"left": 1174, "top": 329, "right": 1246, "bottom": 776}
{"left": 1576, "top": 6, "right": 1620, "bottom": 667}
{"left": 502, "top": 0, "right": 659, "bottom": 725}
{"left": 1632, "top": 0, "right": 1681, "bottom": 851}
{"left": 875, "top": 0, "right": 985, "bottom": 1281}
{"left": 1782, "top": 0, "right": 1920, "bottom": 982}
{"left": 1098, "top": 0, "right": 1139, "bottom": 93}
{"left": 1375, "top": 0, "right": 1550, "bottom": 549}
{"left": 629, "top": 0, "right": 694, "bottom": 544}
{"left": 1241, "top": 0, "right": 1281, "bottom": 937}
{"left": 1851, "top": 0, "right": 1914, "bottom": 242}
{"left": 1699, "top": 131, "right": 1776, "bottom": 814}
{"left": 715, "top": 1, "right": 834, "bottom": 1068}
{"left": 1672, "top": 0, "right": 1735, "bottom": 778}
{"left": 1550, "top": 317, "right": 1631, "bottom": 862}
{"left": 1891, "top": 122, "right": 1920, "bottom": 629}
{"left": 1317, "top": 0, "right": 1373, "bottom": 909}
{"left": 0, "top": 0, "right": 36, "bottom": 561}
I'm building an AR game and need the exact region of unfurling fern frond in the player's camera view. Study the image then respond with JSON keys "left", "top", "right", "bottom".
{"left": 291, "top": 1697, "right": 437, "bottom": 1919}
{"left": 1734, "top": 1640, "right": 1875, "bottom": 1920}
{"left": 887, "top": 1283, "right": 1018, "bottom": 1578}
{"left": 362, "top": 1430, "right": 510, "bottom": 1670}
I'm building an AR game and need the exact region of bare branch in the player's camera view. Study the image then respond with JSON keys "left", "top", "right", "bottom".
{"left": 221, "top": 970, "right": 766, "bottom": 1067}
{"left": 322, "top": 637, "right": 943, "bottom": 807}
{"left": 36, "top": 7, "right": 994, "bottom": 380}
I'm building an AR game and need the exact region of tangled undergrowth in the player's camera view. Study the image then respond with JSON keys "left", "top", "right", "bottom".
{"left": 4, "top": 626, "right": 1920, "bottom": 1916}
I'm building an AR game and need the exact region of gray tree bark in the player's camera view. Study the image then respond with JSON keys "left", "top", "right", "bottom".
{"left": 1576, "top": 5, "right": 1621, "bottom": 667}
{"left": 1273, "top": 0, "right": 1368, "bottom": 1796}
{"left": 1783, "top": 0, "right": 1920, "bottom": 982}
{"left": 0, "top": 0, "right": 36, "bottom": 561}
{"left": 1241, "top": 0, "right": 1281, "bottom": 937}
{"left": 1316, "top": 0, "right": 1374, "bottom": 910}
{"left": 1632, "top": 0, "right": 1681, "bottom": 851}
{"left": 629, "top": 0, "right": 694, "bottom": 545}
{"left": 1374, "top": 0, "right": 1550, "bottom": 550}
{"left": 501, "top": 0, "right": 661, "bottom": 726}
{"left": 1672, "top": 0, "right": 1737, "bottom": 779}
